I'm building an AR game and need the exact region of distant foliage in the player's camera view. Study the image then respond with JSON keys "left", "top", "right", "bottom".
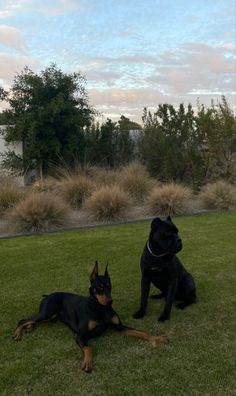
{"left": 1, "top": 66, "right": 235, "bottom": 190}
{"left": 148, "top": 183, "right": 192, "bottom": 215}
{"left": 1, "top": 64, "right": 95, "bottom": 178}
{"left": 199, "top": 181, "right": 236, "bottom": 210}
{"left": 140, "top": 97, "right": 236, "bottom": 186}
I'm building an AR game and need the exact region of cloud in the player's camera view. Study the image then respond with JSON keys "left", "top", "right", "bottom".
{"left": 33, "top": 0, "right": 81, "bottom": 16}
{"left": 88, "top": 87, "right": 165, "bottom": 107}
{"left": 146, "top": 42, "right": 235, "bottom": 95}
{"left": 0, "top": 0, "right": 28, "bottom": 18}
{"left": 0, "top": 52, "right": 40, "bottom": 83}
{"left": 0, "top": 0, "right": 81, "bottom": 17}
{"left": 0, "top": 24, "right": 27, "bottom": 52}
{"left": 85, "top": 70, "right": 122, "bottom": 87}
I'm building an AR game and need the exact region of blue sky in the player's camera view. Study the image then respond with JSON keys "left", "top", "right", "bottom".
{"left": 0, "top": 0, "right": 235, "bottom": 122}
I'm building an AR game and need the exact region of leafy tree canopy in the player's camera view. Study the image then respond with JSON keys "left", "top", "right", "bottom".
{"left": 0, "top": 64, "right": 95, "bottom": 176}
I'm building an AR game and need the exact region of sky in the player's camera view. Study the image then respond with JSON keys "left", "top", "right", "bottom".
{"left": 0, "top": 0, "right": 235, "bottom": 123}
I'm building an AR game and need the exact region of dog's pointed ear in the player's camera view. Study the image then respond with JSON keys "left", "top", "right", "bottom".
{"left": 167, "top": 215, "right": 172, "bottom": 222}
{"left": 104, "top": 262, "right": 109, "bottom": 277}
{"left": 151, "top": 217, "right": 162, "bottom": 230}
{"left": 90, "top": 261, "right": 99, "bottom": 282}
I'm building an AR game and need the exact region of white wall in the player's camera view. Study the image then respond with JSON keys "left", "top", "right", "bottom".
{"left": 0, "top": 125, "right": 23, "bottom": 157}
{"left": 0, "top": 125, "right": 24, "bottom": 184}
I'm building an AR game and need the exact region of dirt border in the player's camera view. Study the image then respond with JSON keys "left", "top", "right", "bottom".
{"left": 0, "top": 209, "right": 226, "bottom": 240}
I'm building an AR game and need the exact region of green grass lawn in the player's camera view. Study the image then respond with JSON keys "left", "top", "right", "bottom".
{"left": 0, "top": 212, "right": 235, "bottom": 396}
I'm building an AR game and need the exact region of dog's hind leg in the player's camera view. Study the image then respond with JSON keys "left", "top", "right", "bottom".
{"left": 176, "top": 274, "right": 196, "bottom": 310}
{"left": 176, "top": 291, "right": 196, "bottom": 310}
{"left": 13, "top": 315, "right": 44, "bottom": 341}
{"left": 13, "top": 295, "right": 59, "bottom": 341}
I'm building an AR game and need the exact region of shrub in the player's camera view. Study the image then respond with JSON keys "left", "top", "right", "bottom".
{"left": 9, "top": 192, "right": 70, "bottom": 232}
{"left": 59, "top": 176, "right": 94, "bottom": 209}
{"left": 0, "top": 177, "right": 24, "bottom": 214}
{"left": 88, "top": 166, "right": 120, "bottom": 187}
{"left": 118, "top": 162, "right": 154, "bottom": 202}
{"left": 148, "top": 182, "right": 192, "bottom": 215}
{"left": 85, "top": 185, "right": 131, "bottom": 221}
{"left": 199, "top": 180, "right": 236, "bottom": 209}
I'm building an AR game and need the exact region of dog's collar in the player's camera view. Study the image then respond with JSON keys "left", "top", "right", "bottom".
{"left": 146, "top": 241, "right": 169, "bottom": 258}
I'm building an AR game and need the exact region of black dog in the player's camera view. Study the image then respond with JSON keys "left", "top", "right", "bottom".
{"left": 13, "top": 261, "right": 168, "bottom": 373}
{"left": 133, "top": 216, "right": 196, "bottom": 322}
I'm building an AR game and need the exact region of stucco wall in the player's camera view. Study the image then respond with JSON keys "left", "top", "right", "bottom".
{"left": 0, "top": 125, "right": 24, "bottom": 184}
{"left": 0, "top": 125, "right": 23, "bottom": 157}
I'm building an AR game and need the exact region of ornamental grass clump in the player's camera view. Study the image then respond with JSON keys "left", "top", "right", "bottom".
{"left": 0, "top": 177, "right": 24, "bottom": 215}
{"left": 85, "top": 185, "right": 131, "bottom": 221}
{"left": 88, "top": 166, "right": 120, "bottom": 187}
{"left": 9, "top": 192, "right": 70, "bottom": 232}
{"left": 59, "top": 176, "right": 94, "bottom": 209}
{"left": 148, "top": 182, "right": 192, "bottom": 216}
{"left": 118, "top": 162, "right": 154, "bottom": 202}
{"left": 199, "top": 180, "right": 236, "bottom": 210}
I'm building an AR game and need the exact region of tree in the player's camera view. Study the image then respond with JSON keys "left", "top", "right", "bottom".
{"left": 1, "top": 64, "right": 95, "bottom": 182}
{"left": 140, "top": 103, "right": 206, "bottom": 186}
{"left": 116, "top": 115, "right": 142, "bottom": 164}
{"left": 197, "top": 96, "right": 236, "bottom": 180}
{"left": 97, "top": 119, "right": 118, "bottom": 167}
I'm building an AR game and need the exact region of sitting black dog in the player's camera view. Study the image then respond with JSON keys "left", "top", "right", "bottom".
{"left": 133, "top": 216, "right": 196, "bottom": 322}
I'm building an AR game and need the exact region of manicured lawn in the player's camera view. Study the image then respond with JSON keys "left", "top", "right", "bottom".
{"left": 0, "top": 212, "right": 235, "bottom": 396}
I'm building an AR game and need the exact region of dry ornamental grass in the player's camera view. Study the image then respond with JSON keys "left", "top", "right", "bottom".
{"left": 9, "top": 192, "right": 70, "bottom": 232}
{"left": 59, "top": 176, "right": 94, "bottom": 209}
{"left": 118, "top": 162, "right": 155, "bottom": 202}
{"left": 85, "top": 185, "right": 131, "bottom": 220}
{"left": 0, "top": 179, "right": 24, "bottom": 214}
{"left": 148, "top": 182, "right": 192, "bottom": 216}
{"left": 199, "top": 180, "right": 236, "bottom": 210}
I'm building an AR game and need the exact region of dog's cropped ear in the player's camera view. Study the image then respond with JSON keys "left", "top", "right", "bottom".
{"left": 90, "top": 261, "right": 99, "bottom": 282}
{"left": 167, "top": 215, "right": 172, "bottom": 222}
{"left": 151, "top": 217, "right": 162, "bottom": 230}
{"left": 104, "top": 262, "right": 110, "bottom": 278}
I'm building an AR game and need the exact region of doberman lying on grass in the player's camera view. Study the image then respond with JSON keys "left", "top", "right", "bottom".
{"left": 13, "top": 261, "right": 168, "bottom": 373}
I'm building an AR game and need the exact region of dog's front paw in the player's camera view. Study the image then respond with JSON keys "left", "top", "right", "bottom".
{"left": 81, "top": 357, "right": 93, "bottom": 373}
{"left": 150, "top": 335, "right": 169, "bottom": 346}
{"left": 133, "top": 309, "right": 146, "bottom": 319}
{"left": 158, "top": 313, "right": 170, "bottom": 322}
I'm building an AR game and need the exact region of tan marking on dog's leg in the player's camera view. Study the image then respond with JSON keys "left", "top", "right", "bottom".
{"left": 13, "top": 325, "right": 24, "bottom": 341}
{"left": 81, "top": 346, "right": 93, "bottom": 373}
{"left": 13, "top": 320, "right": 35, "bottom": 341}
{"left": 121, "top": 328, "right": 151, "bottom": 341}
{"left": 121, "top": 329, "right": 168, "bottom": 345}
{"left": 25, "top": 323, "right": 34, "bottom": 332}
{"left": 149, "top": 335, "right": 169, "bottom": 346}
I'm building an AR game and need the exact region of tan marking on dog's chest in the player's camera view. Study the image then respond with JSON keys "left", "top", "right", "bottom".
{"left": 111, "top": 315, "right": 120, "bottom": 325}
{"left": 88, "top": 320, "right": 98, "bottom": 331}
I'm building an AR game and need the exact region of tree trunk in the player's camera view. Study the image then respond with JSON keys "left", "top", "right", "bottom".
{"left": 39, "top": 161, "right": 44, "bottom": 190}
